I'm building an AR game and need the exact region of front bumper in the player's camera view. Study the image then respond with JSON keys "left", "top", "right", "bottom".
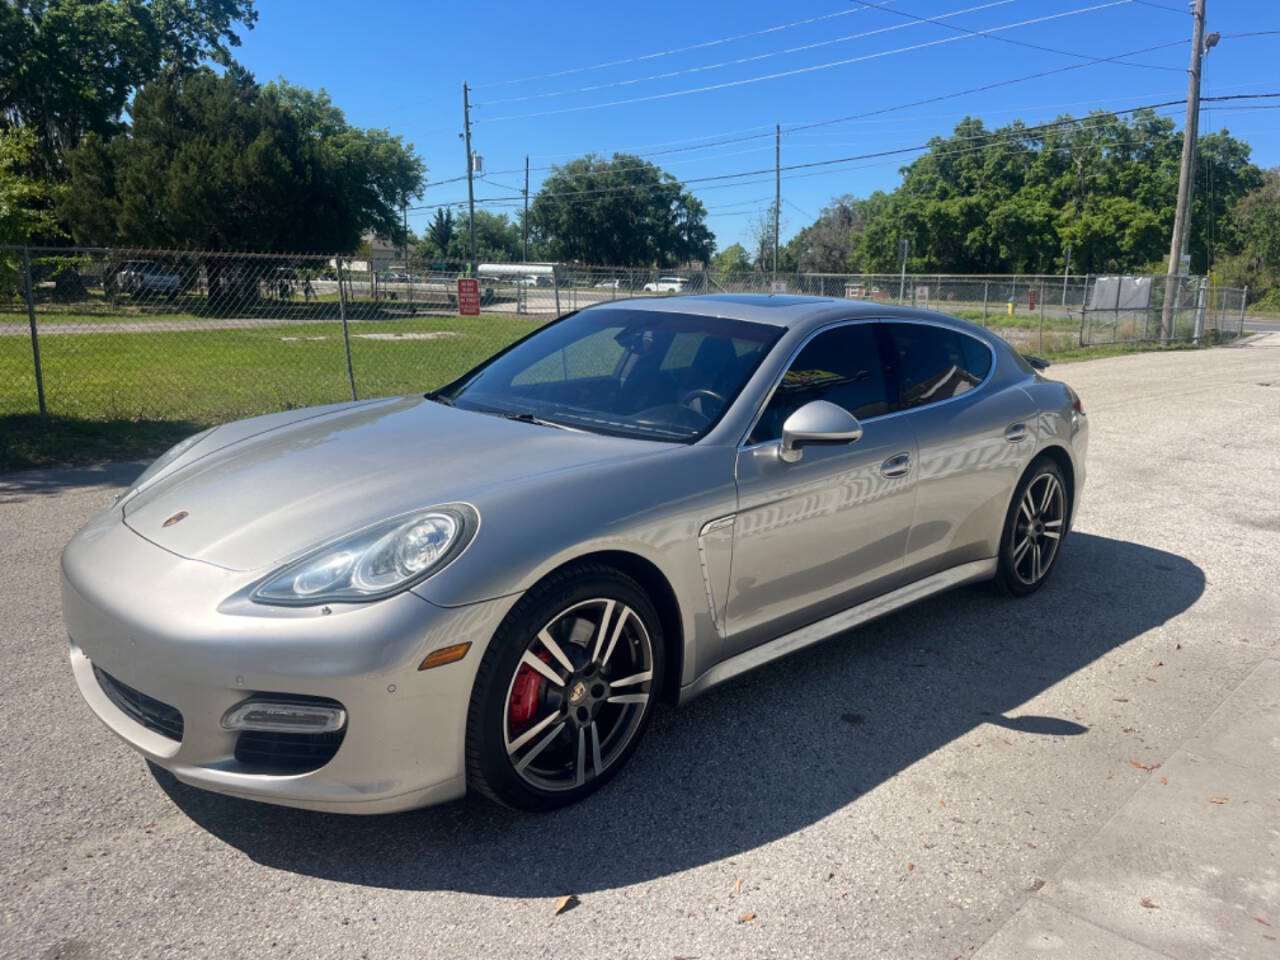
{"left": 61, "top": 507, "right": 518, "bottom": 814}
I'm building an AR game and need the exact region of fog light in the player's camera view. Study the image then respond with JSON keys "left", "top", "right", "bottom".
{"left": 221, "top": 699, "right": 346, "bottom": 733}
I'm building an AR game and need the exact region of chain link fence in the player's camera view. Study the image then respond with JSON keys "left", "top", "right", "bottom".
{"left": 1, "top": 245, "right": 1249, "bottom": 430}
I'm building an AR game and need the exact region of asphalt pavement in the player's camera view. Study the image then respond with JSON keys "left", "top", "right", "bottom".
{"left": 2, "top": 335, "right": 1277, "bottom": 959}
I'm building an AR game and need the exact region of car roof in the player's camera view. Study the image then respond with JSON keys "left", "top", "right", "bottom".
{"left": 582, "top": 293, "right": 997, "bottom": 337}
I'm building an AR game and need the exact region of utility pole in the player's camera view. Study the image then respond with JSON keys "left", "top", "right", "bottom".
{"left": 773, "top": 123, "right": 781, "bottom": 285}
{"left": 462, "top": 81, "right": 477, "bottom": 271}
{"left": 1161, "top": 0, "right": 1207, "bottom": 341}
{"left": 402, "top": 202, "right": 408, "bottom": 266}
{"left": 523, "top": 155, "right": 530, "bottom": 263}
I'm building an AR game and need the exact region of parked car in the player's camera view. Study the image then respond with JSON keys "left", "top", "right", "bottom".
{"left": 113, "top": 260, "right": 181, "bottom": 298}
{"left": 62, "top": 295, "right": 1086, "bottom": 813}
{"left": 594, "top": 278, "right": 625, "bottom": 289}
{"left": 643, "top": 276, "right": 687, "bottom": 293}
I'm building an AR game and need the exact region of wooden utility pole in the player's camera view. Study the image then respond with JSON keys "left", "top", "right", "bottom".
{"left": 773, "top": 123, "right": 780, "bottom": 285}
{"left": 523, "top": 155, "right": 529, "bottom": 262}
{"left": 1161, "top": 0, "right": 1207, "bottom": 340}
{"left": 463, "top": 82, "right": 477, "bottom": 270}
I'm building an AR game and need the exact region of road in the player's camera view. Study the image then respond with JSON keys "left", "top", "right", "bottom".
{"left": 2, "top": 335, "right": 1278, "bottom": 959}
{"left": 1244, "top": 314, "right": 1280, "bottom": 333}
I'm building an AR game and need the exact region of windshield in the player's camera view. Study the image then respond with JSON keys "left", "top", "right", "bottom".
{"left": 436, "top": 308, "right": 784, "bottom": 442}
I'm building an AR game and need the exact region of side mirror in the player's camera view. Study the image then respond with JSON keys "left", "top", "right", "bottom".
{"left": 779, "top": 400, "right": 863, "bottom": 463}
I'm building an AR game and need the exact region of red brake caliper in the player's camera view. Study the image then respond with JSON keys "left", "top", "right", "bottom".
{"left": 509, "top": 650, "right": 552, "bottom": 732}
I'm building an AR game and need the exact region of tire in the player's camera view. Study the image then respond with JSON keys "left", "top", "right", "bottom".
{"left": 465, "top": 563, "right": 664, "bottom": 811}
{"left": 993, "top": 457, "right": 1069, "bottom": 597}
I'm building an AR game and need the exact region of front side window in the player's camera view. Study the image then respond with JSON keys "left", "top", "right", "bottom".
{"left": 883, "top": 322, "right": 992, "bottom": 410}
{"left": 748, "top": 323, "right": 890, "bottom": 445}
{"left": 437, "top": 309, "right": 784, "bottom": 442}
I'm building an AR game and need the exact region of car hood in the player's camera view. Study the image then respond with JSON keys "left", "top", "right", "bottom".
{"left": 123, "top": 396, "right": 663, "bottom": 572}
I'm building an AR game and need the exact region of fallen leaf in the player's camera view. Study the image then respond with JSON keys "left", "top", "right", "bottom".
{"left": 1145, "top": 677, "right": 1158, "bottom": 683}
{"left": 1152, "top": 660, "right": 1163, "bottom": 667}
{"left": 1140, "top": 897, "right": 1159, "bottom": 909}
{"left": 733, "top": 877, "right": 742, "bottom": 896}
{"left": 907, "top": 862, "right": 915, "bottom": 872}
{"left": 554, "top": 894, "right": 579, "bottom": 915}
{"left": 1129, "top": 759, "right": 1160, "bottom": 772}
{"left": 738, "top": 912, "right": 756, "bottom": 924}
{"left": 1029, "top": 878, "right": 1045, "bottom": 892}
{"left": 1001, "top": 738, "right": 1012, "bottom": 746}
{"left": 1209, "top": 796, "right": 1229, "bottom": 805}
{"left": 1113, "top": 697, "right": 1129, "bottom": 703}
{"left": 1257, "top": 918, "right": 1272, "bottom": 927}
{"left": 1160, "top": 777, "right": 1168, "bottom": 785}
{"left": 939, "top": 799, "right": 947, "bottom": 807}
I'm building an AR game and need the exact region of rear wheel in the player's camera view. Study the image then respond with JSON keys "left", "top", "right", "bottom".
{"left": 466, "top": 565, "right": 663, "bottom": 810}
{"left": 994, "top": 458, "right": 1068, "bottom": 596}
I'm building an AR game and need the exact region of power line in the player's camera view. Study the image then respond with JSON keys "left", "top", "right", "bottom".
{"left": 471, "top": 1, "right": 900, "bottom": 90}
{"left": 476, "top": 0, "right": 1138, "bottom": 123}
{"left": 430, "top": 94, "right": 1278, "bottom": 213}
{"left": 476, "top": 37, "right": 1190, "bottom": 182}
{"left": 474, "top": 0, "right": 1021, "bottom": 107}
{"left": 843, "top": 0, "right": 1180, "bottom": 71}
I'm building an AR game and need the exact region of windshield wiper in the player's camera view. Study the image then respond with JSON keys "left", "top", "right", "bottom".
{"left": 502, "top": 411, "right": 571, "bottom": 430}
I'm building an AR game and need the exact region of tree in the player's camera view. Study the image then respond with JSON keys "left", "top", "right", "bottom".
{"left": 748, "top": 202, "right": 794, "bottom": 272}
{"left": 418, "top": 210, "right": 522, "bottom": 262}
{"left": 1215, "top": 168, "right": 1280, "bottom": 306}
{"left": 784, "top": 195, "right": 866, "bottom": 273}
{"left": 530, "top": 153, "right": 713, "bottom": 266}
{"left": 420, "top": 208, "right": 455, "bottom": 260}
{"left": 830, "top": 110, "right": 1261, "bottom": 276}
{"left": 0, "top": 127, "right": 59, "bottom": 247}
{"left": 712, "top": 242, "right": 752, "bottom": 274}
{"left": 0, "top": 126, "right": 61, "bottom": 298}
{"left": 1, "top": 0, "right": 258, "bottom": 174}
{"left": 59, "top": 67, "right": 424, "bottom": 252}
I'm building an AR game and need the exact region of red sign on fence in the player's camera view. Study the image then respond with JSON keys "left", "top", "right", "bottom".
{"left": 457, "top": 277, "right": 480, "bottom": 316}
{"left": 1028, "top": 288, "right": 1038, "bottom": 310}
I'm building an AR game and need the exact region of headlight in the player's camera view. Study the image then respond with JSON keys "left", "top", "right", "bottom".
{"left": 251, "top": 505, "right": 478, "bottom": 606}
{"left": 117, "top": 427, "right": 217, "bottom": 504}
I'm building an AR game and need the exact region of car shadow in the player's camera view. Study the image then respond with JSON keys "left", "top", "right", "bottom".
{"left": 154, "top": 531, "right": 1203, "bottom": 896}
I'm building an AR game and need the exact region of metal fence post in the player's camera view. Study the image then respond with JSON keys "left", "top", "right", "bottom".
{"left": 1079, "top": 274, "right": 1090, "bottom": 346}
{"left": 554, "top": 270, "right": 562, "bottom": 316}
{"left": 1038, "top": 281, "right": 1045, "bottom": 353}
{"left": 982, "top": 280, "right": 989, "bottom": 326}
{"left": 1112, "top": 274, "right": 1122, "bottom": 343}
{"left": 1239, "top": 285, "right": 1248, "bottom": 337}
{"left": 21, "top": 247, "right": 48, "bottom": 420}
{"left": 335, "top": 258, "right": 357, "bottom": 401}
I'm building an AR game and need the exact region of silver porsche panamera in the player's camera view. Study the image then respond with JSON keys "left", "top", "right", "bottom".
{"left": 62, "top": 294, "right": 1087, "bottom": 813}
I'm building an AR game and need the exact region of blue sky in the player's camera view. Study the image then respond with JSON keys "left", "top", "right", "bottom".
{"left": 232, "top": 0, "right": 1279, "bottom": 252}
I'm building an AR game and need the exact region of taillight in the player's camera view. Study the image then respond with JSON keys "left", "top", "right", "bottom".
{"left": 1068, "top": 388, "right": 1084, "bottom": 415}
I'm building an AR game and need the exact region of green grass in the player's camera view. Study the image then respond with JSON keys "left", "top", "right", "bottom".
{"left": 1, "top": 312, "right": 541, "bottom": 470}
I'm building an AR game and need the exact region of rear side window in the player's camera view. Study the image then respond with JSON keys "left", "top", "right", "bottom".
{"left": 884, "top": 323, "right": 992, "bottom": 411}
{"left": 749, "top": 323, "right": 889, "bottom": 444}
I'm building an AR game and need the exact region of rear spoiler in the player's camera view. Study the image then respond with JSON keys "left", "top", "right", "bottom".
{"left": 1022, "top": 354, "right": 1051, "bottom": 371}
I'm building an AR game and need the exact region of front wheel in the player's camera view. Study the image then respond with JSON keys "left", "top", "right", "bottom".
{"left": 994, "top": 458, "right": 1068, "bottom": 596}
{"left": 465, "top": 565, "right": 663, "bottom": 810}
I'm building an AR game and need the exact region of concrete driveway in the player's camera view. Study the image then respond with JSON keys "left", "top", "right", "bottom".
{"left": 2, "top": 335, "right": 1277, "bottom": 959}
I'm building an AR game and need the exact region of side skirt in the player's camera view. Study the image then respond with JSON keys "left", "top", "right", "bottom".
{"left": 677, "top": 557, "right": 998, "bottom": 703}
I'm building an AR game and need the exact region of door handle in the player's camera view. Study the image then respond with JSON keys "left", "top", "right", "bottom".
{"left": 880, "top": 452, "right": 911, "bottom": 479}
{"left": 1004, "top": 422, "right": 1029, "bottom": 443}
